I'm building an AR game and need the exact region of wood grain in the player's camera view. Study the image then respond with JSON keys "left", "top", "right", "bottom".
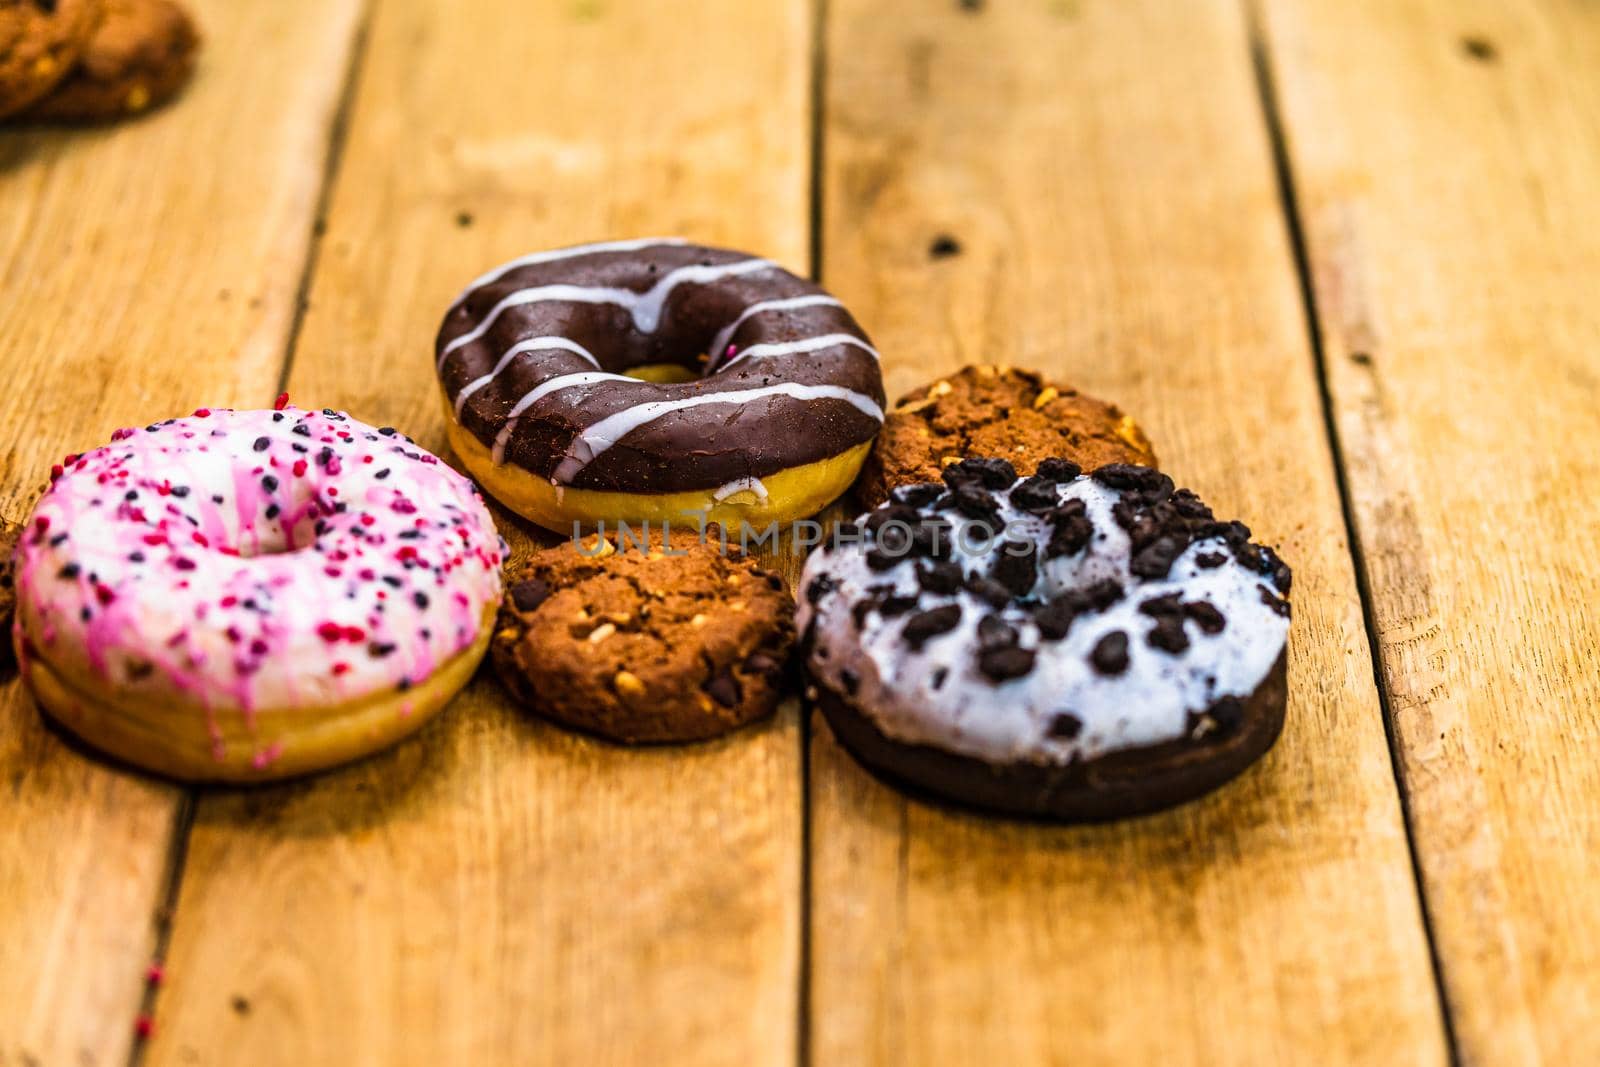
{"left": 809, "top": 1, "right": 1450, "bottom": 1063}
{"left": 146, "top": 2, "right": 811, "bottom": 1064}
{"left": 1260, "top": 0, "right": 1600, "bottom": 1061}
{"left": 0, "top": 1, "right": 365, "bottom": 1063}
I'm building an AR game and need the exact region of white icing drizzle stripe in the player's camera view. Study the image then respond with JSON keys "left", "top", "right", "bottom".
{"left": 448, "top": 237, "right": 688, "bottom": 309}
{"left": 719, "top": 333, "right": 878, "bottom": 371}
{"left": 707, "top": 294, "right": 844, "bottom": 369}
{"left": 441, "top": 258, "right": 777, "bottom": 367}
{"left": 712, "top": 477, "right": 770, "bottom": 503}
{"left": 548, "top": 383, "right": 885, "bottom": 484}
{"left": 490, "top": 371, "right": 636, "bottom": 464}
{"left": 453, "top": 336, "right": 601, "bottom": 416}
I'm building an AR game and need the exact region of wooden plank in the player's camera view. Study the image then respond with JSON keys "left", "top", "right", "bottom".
{"left": 1259, "top": 1, "right": 1600, "bottom": 1061}
{"left": 809, "top": 2, "right": 1450, "bottom": 1063}
{"left": 0, "top": 1, "right": 366, "bottom": 1063}
{"left": 147, "top": 2, "right": 811, "bottom": 1064}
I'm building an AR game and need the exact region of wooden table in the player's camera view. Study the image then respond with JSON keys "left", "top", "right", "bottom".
{"left": 3, "top": 1, "right": 1596, "bottom": 1063}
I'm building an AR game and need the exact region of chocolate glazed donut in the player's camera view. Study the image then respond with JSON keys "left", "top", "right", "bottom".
{"left": 435, "top": 239, "right": 886, "bottom": 531}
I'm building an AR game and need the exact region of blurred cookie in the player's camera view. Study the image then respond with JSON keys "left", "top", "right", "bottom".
{"left": 492, "top": 529, "right": 795, "bottom": 743}
{"left": 27, "top": 0, "right": 196, "bottom": 122}
{"left": 0, "top": 0, "right": 102, "bottom": 119}
{"left": 857, "top": 364, "right": 1156, "bottom": 508}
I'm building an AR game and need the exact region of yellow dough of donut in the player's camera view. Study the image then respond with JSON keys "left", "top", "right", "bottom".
{"left": 446, "top": 412, "right": 872, "bottom": 533}
{"left": 17, "top": 605, "right": 495, "bottom": 783}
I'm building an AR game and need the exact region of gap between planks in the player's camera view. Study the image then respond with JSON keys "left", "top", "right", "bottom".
{"left": 1242, "top": 2, "right": 1462, "bottom": 1061}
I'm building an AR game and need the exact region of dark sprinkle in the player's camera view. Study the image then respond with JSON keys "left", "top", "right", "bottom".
{"left": 261, "top": 475, "right": 279, "bottom": 492}
{"left": 292, "top": 423, "right": 312, "bottom": 437}
{"left": 930, "top": 667, "right": 949, "bottom": 690}
{"left": 374, "top": 468, "right": 391, "bottom": 480}
{"left": 265, "top": 504, "right": 280, "bottom": 520}
{"left": 58, "top": 563, "right": 81, "bottom": 579}
{"left": 1089, "top": 631, "right": 1130, "bottom": 675}
{"left": 253, "top": 437, "right": 270, "bottom": 452}
{"left": 413, "top": 591, "right": 430, "bottom": 609}
{"left": 171, "top": 485, "right": 189, "bottom": 498}
{"left": 902, "top": 604, "right": 962, "bottom": 649}
{"left": 1048, "top": 712, "right": 1083, "bottom": 740}
{"left": 928, "top": 234, "right": 963, "bottom": 258}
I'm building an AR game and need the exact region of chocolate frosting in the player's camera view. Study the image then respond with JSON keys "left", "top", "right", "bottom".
{"left": 435, "top": 240, "right": 886, "bottom": 493}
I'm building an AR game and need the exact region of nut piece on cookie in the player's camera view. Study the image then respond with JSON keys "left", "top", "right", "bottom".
{"left": 491, "top": 528, "right": 796, "bottom": 743}
{"left": 26, "top": 0, "right": 199, "bottom": 123}
{"left": 855, "top": 364, "right": 1156, "bottom": 508}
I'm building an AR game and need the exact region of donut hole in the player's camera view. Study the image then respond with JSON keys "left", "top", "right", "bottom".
{"left": 623, "top": 363, "right": 701, "bottom": 385}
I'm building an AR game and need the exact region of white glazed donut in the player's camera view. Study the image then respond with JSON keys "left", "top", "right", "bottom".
{"left": 797, "top": 458, "right": 1292, "bottom": 820}
{"left": 10, "top": 403, "right": 503, "bottom": 781}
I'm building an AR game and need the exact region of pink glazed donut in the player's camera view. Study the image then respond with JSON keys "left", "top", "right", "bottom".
{"left": 10, "top": 402, "right": 503, "bottom": 781}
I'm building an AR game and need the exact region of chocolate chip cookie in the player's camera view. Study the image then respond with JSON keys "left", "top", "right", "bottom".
{"left": 0, "top": 0, "right": 102, "bottom": 119}
{"left": 856, "top": 364, "right": 1156, "bottom": 508}
{"left": 26, "top": 0, "right": 196, "bottom": 122}
{"left": 492, "top": 528, "right": 796, "bottom": 743}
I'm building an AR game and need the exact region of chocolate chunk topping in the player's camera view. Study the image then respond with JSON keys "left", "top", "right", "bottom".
{"left": 1130, "top": 535, "right": 1185, "bottom": 579}
{"left": 1008, "top": 476, "right": 1060, "bottom": 514}
{"left": 510, "top": 578, "right": 552, "bottom": 613}
{"left": 962, "top": 574, "right": 1013, "bottom": 609}
{"left": 930, "top": 667, "right": 948, "bottom": 690}
{"left": 978, "top": 645, "right": 1035, "bottom": 681}
{"left": 942, "top": 457, "right": 1017, "bottom": 490}
{"left": 1089, "top": 631, "right": 1130, "bottom": 675}
{"left": 1258, "top": 585, "right": 1291, "bottom": 617}
{"left": 976, "top": 614, "right": 1019, "bottom": 651}
{"left": 902, "top": 604, "right": 963, "bottom": 649}
{"left": 1048, "top": 712, "right": 1083, "bottom": 739}
{"left": 917, "top": 560, "right": 963, "bottom": 595}
{"left": 703, "top": 669, "right": 743, "bottom": 708}
{"left": 805, "top": 574, "right": 838, "bottom": 605}
{"left": 949, "top": 484, "right": 1001, "bottom": 519}
{"left": 864, "top": 504, "right": 921, "bottom": 536}
{"left": 1195, "top": 551, "right": 1227, "bottom": 569}
{"left": 890, "top": 482, "right": 945, "bottom": 508}
{"left": 1138, "top": 593, "right": 1184, "bottom": 617}
{"left": 1091, "top": 463, "right": 1175, "bottom": 503}
{"left": 1184, "top": 600, "right": 1226, "bottom": 634}
{"left": 989, "top": 540, "right": 1038, "bottom": 597}
{"left": 1045, "top": 499, "right": 1094, "bottom": 558}
{"left": 1033, "top": 457, "right": 1082, "bottom": 483}
{"left": 1147, "top": 616, "right": 1190, "bottom": 654}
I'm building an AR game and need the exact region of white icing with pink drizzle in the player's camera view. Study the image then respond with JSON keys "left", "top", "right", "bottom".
{"left": 11, "top": 405, "right": 503, "bottom": 754}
